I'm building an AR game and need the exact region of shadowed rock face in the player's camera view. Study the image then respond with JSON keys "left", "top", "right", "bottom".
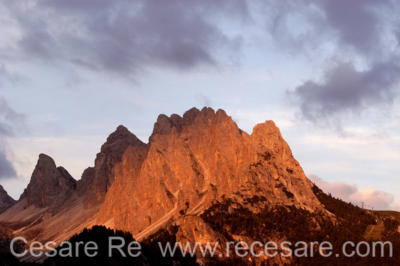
{"left": 20, "top": 154, "right": 76, "bottom": 208}
{"left": 97, "top": 107, "right": 323, "bottom": 237}
{"left": 78, "top": 125, "right": 147, "bottom": 207}
{"left": 0, "top": 185, "right": 14, "bottom": 213}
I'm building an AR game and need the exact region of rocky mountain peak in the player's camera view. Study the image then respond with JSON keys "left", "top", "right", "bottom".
{"left": 32, "top": 153, "right": 57, "bottom": 178}
{"left": 150, "top": 107, "right": 233, "bottom": 142}
{"left": 252, "top": 120, "right": 279, "bottom": 135}
{"left": 1, "top": 107, "right": 399, "bottom": 266}
{"left": 101, "top": 125, "right": 145, "bottom": 152}
{"left": 0, "top": 185, "right": 15, "bottom": 213}
{"left": 102, "top": 125, "right": 143, "bottom": 150}
{"left": 78, "top": 125, "right": 147, "bottom": 207}
{"left": 251, "top": 120, "right": 291, "bottom": 153}
{"left": 20, "top": 153, "right": 76, "bottom": 208}
{"left": 97, "top": 107, "right": 322, "bottom": 236}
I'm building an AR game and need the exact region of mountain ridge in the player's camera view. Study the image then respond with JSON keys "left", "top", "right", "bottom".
{"left": 0, "top": 107, "right": 399, "bottom": 265}
{"left": 0, "top": 107, "right": 326, "bottom": 244}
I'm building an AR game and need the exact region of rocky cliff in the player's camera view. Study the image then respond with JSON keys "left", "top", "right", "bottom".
{"left": 0, "top": 126, "right": 141, "bottom": 246}
{"left": 78, "top": 125, "right": 146, "bottom": 207}
{"left": 4, "top": 107, "right": 388, "bottom": 265}
{"left": 0, "top": 108, "right": 325, "bottom": 240}
{"left": 96, "top": 107, "right": 323, "bottom": 239}
{"left": 20, "top": 154, "right": 76, "bottom": 208}
{"left": 0, "top": 108, "right": 346, "bottom": 264}
{"left": 0, "top": 185, "right": 14, "bottom": 213}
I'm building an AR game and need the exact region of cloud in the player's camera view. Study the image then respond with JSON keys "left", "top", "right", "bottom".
{"left": 2, "top": 0, "right": 399, "bottom": 127}
{"left": 313, "top": 0, "right": 393, "bottom": 55}
{"left": 0, "top": 64, "right": 23, "bottom": 87}
{"left": 269, "top": 0, "right": 400, "bottom": 124}
{"left": 309, "top": 175, "right": 398, "bottom": 211}
{"left": 267, "top": 0, "right": 395, "bottom": 56}
{"left": 0, "top": 151, "right": 16, "bottom": 178}
{"left": 2, "top": 0, "right": 248, "bottom": 77}
{"left": 0, "top": 97, "right": 24, "bottom": 179}
{"left": 290, "top": 60, "right": 400, "bottom": 122}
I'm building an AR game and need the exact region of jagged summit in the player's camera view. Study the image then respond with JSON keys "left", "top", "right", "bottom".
{"left": 0, "top": 107, "right": 399, "bottom": 265}
{"left": 103, "top": 125, "right": 144, "bottom": 149}
{"left": 1, "top": 108, "right": 323, "bottom": 257}
{"left": 0, "top": 185, "right": 15, "bottom": 213}
{"left": 78, "top": 125, "right": 147, "bottom": 207}
{"left": 20, "top": 153, "right": 76, "bottom": 208}
{"left": 150, "top": 107, "right": 233, "bottom": 141}
{"left": 97, "top": 107, "right": 322, "bottom": 237}
{"left": 37, "top": 153, "right": 55, "bottom": 165}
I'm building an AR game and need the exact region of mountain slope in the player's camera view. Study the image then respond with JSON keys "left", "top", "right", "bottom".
{"left": 20, "top": 154, "right": 76, "bottom": 209}
{"left": 96, "top": 107, "right": 324, "bottom": 238}
{"left": 77, "top": 125, "right": 146, "bottom": 207}
{"left": 0, "top": 126, "right": 141, "bottom": 249}
{"left": 0, "top": 185, "right": 14, "bottom": 213}
{"left": 0, "top": 107, "right": 398, "bottom": 265}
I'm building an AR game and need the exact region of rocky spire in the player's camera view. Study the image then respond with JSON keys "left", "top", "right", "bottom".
{"left": 78, "top": 125, "right": 147, "bottom": 207}
{"left": 0, "top": 185, "right": 15, "bottom": 213}
{"left": 20, "top": 154, "right": 76, "bottom": 208}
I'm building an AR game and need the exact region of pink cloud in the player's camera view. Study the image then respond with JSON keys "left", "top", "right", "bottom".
{"left": 309, "top": 175, "right": 397, "bottom": 211}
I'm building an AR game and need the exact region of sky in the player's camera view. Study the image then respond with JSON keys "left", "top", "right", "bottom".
{"left": 0, "top": 0, "right": 399, "bottom": 210}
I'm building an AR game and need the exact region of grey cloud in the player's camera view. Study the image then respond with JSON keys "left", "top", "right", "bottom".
{"left": 4, "top": 0, "right": 248, "bottom": 76}
{"left": 0, "top": 97, "right": 24, "bottom": 136}
{"left": 314, "top": 0, "right": 392, "bottom": 55}
{"left": 42, "top": 0, "right": 116, "bottom": 11}
{"left": 0, "top": 149, "right": 16, "bottom": 178}
{"left": 266, "top": 0, "right": 394, "bottom": 56}
{"left": 309, "top": 175, "right": 397, "bottom": 210}
{"left": 273, "top": 0, "right": 400, "bottom": 124}
{"left": 0, "top": 97, "right": 24, "bottom": 179}
{"left": 265, "top": 1, "right": 327, "bottom": 55}
{"left": 290, "top": 61, "right": 400, "bottom": 121}
{"left": 0, "top": 64, "right": 23, "bottom": 87}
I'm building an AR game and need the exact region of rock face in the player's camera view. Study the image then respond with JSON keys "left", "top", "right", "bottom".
{"left": 0, "top": 108, "right": 324, "bottom": 255}
{"left": 0, "top": 126, "right": 144, "bottom": 248}
{"left": 2, "top": 107, "right": 400, "bottom": 265}
{"left": 78, "top": 125, "right": 146, "bottom": 207}
{"left": 97, "top": 107, "right": 323, "bottom": 238}
{"left": 0, "top": 185, "right": 15, "bottom": 213}
{"left": 20, "top": 154, "right": 76, "bottom": 208}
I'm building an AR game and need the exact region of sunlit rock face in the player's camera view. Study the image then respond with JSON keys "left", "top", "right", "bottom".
{"left": 78, "top": 125, "right": 147, "bottom": 207}
{"left": 0, "top": 107, "right": 325, "bottom": 258}
{"left": 97, "top": 107, "right": 323, "bottom": 237}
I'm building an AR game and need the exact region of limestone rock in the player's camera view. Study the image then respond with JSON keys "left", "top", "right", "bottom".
{"left": 20, "top": 154, "right": 76, "bottom": 208}
{"left": 0, "top": 107, "right": 328, "bottom": 256}
{"left": 78, "top": 125, "right": 146, "bottom": 207}
{"left": 0, "top": 185, "right": 15, "bottom": 213}
{"left": 97, "top": 107, "right": 323, "bottom": 237}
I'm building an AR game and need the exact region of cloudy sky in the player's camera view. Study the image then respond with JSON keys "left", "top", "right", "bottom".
{"left": 0, "top": 0, "right": 399, "bottom": 210}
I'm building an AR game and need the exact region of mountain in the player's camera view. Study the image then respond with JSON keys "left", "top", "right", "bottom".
{"left": 0, "top": 126, "right": 140, "bottom": 250}
{"left": 77, "top": 125, "right": 146, "bottom": 207}
{"left": 20, "top": 154, "right": 76, "bottom": 208}
{"left": 0, "top": 107, "right": 399, "bottom": 265}
{"left": 96, "top": 107, "right": 323, "bottom": 239}
{"left": 0, "top": 185, "right": 14, "bottom": 213}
